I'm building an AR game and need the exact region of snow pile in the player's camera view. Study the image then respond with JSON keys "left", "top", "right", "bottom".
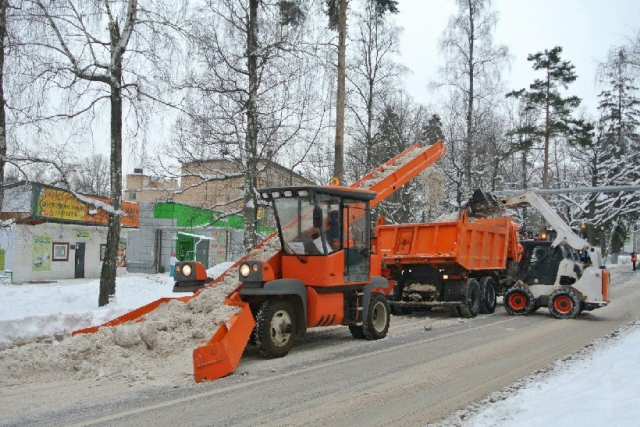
{"left": 0, "top": 269, "right": 243, "bottom": 386}
{"left": 0, "top": 235, "right": 288, "bottom": 387}
{"left": 0, "top": 273, "right": 180, "bottom": 348}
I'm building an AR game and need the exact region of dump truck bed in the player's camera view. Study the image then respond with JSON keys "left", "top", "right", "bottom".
{"left": 377, "top": 211, "right": 521, "bottom": 270}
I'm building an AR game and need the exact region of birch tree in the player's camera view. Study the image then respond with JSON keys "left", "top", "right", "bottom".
{"left": 435, "top": 0, "right": 509, "bottom": 198}
{"left": 29, "top": 0, "right": 184, "bottom": 306}
{"left": 169, "top": 0, "right": 326, "bottom": 251}
{"left": 345, "top": 0, "right": 404, "bottom": 180}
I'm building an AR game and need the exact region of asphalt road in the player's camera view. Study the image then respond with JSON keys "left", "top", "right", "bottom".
{"left": 3, "top": 269, "right": 639, "bottom": 426}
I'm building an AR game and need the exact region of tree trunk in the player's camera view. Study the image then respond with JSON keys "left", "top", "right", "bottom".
{"left": 99, "top": 27, "right": 124, "bottom": 307}
{"left": 464, "top": 0, "right": 475, "bottom": 190}
{"left": 243, "top": 0, "right": 259, "bottom": 252}
{"left": 333, "top": 0, "right": 347, "bottom": 184}
{"left": 0, "top": 1, "right": 7, "bottom": 213}
{"left": 542, "top": 73, "right": 550, "bottom": 190}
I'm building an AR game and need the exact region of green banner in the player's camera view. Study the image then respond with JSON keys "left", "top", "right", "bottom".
{"left": 33, "top": 235, "right": 52, "bottom": 271}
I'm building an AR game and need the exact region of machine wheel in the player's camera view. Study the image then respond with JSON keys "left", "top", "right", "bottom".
{"left": 254, "top": 299, "right": 296, "bottom": 358}
{"left": 548, "top": 288, "right": 581, "bottom": 319}
{"left": 448, "top": 305, "right": 463, "bottom": 317}
{"left": 504, "top": 286, "right": 535, "bottom": 315}
{"left": 349, "top": 324, "right": 366, "bottom": 339}
{"left": 479, "top": 277, "right": 497, "bottom": 314}
{"left": 459, "top": 279, "right": 480, "bottom": 318}
{"left": 362, "top": 293, "right": 390, "bottom": 340}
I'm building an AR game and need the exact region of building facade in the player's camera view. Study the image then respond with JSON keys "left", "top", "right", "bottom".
{"left": 0, "top": 183, "right": 138, "bottom": 283}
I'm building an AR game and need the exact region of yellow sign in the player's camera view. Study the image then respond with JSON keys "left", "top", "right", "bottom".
{"left": 0, "top": 248, "right": 5, "bottom": 271}
{"left": 37, "top": 188, "right": 85, "bottom": 221}
{"left": 75, "top": 231, "right": 91, "bottom": 239}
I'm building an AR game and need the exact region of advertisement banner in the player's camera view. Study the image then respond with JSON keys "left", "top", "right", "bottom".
{"left": 209, "top": 230, "right": 228, "bottom": 265}
{"left": 32, "top": 235, "right": 52, "bottom": 271}
{"left": 32, "top": 184, "right": 139, "bottom": 227}
{"left": 117, "top": 239, "right": 127, "bottom": 267}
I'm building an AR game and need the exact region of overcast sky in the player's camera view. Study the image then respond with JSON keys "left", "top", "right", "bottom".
{"left": 394, "top": 0, "right": 640, "bottom": 116}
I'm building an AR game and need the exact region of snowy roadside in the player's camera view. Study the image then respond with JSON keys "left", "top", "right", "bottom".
{"left": 0, "top": 262, "right": 235, "bottom": 349}
{"left": 435, "top": 317, "right": 640, "bottom": 426}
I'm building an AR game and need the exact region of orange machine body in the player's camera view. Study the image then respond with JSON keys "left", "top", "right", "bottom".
{"left": 73, "top": 141, "right": 447, "bottom": 383}
{"left": 377, "top": 210, "right": 522, "bottom": 271}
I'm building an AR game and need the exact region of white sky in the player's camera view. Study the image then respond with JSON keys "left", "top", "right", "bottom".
{"left": 394, "top": 0, "right": 640, "bottom": 116}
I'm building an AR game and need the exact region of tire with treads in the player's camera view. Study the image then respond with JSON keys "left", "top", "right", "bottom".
{"left": 459, "top": 278, "right": 480, "bottom": 318}
{"left": 503, "top": 285, "right": 535, "bottom": 315}
{"left": 349, "top": 324, "right": 365, "bottom": 339}
{"left": 362, "top": 293, "right": 390, "bottom": 340}
{"left": 548, "top": 287, "right": 581, "bottom": 319}
{"left": 255, "top": 299, "right": 296, "bottom": 358}
{"left": 479, "top": 277, "right": 497, "bottom": 314}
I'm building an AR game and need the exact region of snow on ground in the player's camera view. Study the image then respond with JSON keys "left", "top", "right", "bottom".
{"left": 437, "top": 318, "right": 640, "bottom": 427}
{"left": 0, "top": 262, "right": 235, "bottom": 349}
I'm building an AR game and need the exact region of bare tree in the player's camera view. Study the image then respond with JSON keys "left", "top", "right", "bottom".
{"left": 71, "top": 154, "right": 111, "bottom": 197}
{"left": 28, "top": 0, "right": 185, "bottom": 306}
{"left": 167, "top": 0, "right": 326, "bottom": 251}
{"left": 435, "top": 0, "right": 509, "bottom": 197}
{"left": 345, "top": 1, "right": 405, "bottom": 179}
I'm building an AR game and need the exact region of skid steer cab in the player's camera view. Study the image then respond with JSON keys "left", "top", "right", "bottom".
{"left": 173, "top": 261, "right": 214, "bottom": 293}
{"left": 239, "top": 185, "right": 392, "bottom": 358}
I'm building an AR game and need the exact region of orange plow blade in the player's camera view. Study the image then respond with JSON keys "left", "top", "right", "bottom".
{"left": 193, "top": 291, "right": 255, "bottom": 382}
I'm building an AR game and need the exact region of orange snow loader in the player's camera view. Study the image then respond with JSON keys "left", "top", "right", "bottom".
{"left": 377, "top": 195, "right": 522, "bottom": 318}
{"left": 75, "top": 141, "right": 445, "bottom": 382}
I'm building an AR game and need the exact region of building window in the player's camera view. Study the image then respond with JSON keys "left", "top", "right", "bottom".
{"left": 130, "top": 190, "right": 137, "bottom": 200}
{"left": 52, "top": 242, "right": 70, "bottom": 261}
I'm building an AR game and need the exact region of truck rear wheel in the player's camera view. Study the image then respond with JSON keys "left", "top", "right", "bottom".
{"left": 363, "top": 293, "right": 390, "bottom": 340}
{"left": 255, "top": 299, "right": 296, "bottom": 358}
{"left": 504, "top": 286, "right": 534, "bottom": 315}
{"left": 548, "top": 288, "right": 581, "bottom": 319}
{"left": 479, "top": 277, "right": 497, "bottom": 314}
{"left": 459, "top": 279, "right": 480, "bottom": 318}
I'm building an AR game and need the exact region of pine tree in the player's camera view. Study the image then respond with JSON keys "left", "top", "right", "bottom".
{"left": 507, "top": 46, "right": 583, "bottom": 190}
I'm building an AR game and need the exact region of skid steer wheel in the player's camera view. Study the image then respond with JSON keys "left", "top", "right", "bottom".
{"left": 479, "top": 277, "right": 497, "bottom": 314}
{"left": 362, "top": 293, "right": 390, "bottom": 340}
{"left": 503, "top": 286, "right": 534, "bottom": 315}
{"left": 548, "top": 288, "right": 581, "bottom": 319}
{"left": 459, "top": 279, "right": 480, "bottom": 318}
{"left": 255, "top": 299, "right": 296, "bottom": 358}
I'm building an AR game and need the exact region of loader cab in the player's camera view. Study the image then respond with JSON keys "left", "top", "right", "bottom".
{"left": 517, "top": 241, "right": 579, "bottom": 286}
{"left": 259, "top": 185, "right": 376, "bottom": 284}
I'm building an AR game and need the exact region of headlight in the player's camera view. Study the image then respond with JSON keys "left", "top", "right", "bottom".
{"left": 182, "top": 264, "right": 192, "bottom": 277}
{"left": 240, "top": 263, "right": 251, "bottom": 277}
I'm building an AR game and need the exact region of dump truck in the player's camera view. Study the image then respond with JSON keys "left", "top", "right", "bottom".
{"left": 377, "top": 196, "right": 522, "bottom": 318}
{"left": 499, "top": 191, "right": 610, "bottom": 318}
{"left": 75, "top": 141, "right": 446, "bottom": 382}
